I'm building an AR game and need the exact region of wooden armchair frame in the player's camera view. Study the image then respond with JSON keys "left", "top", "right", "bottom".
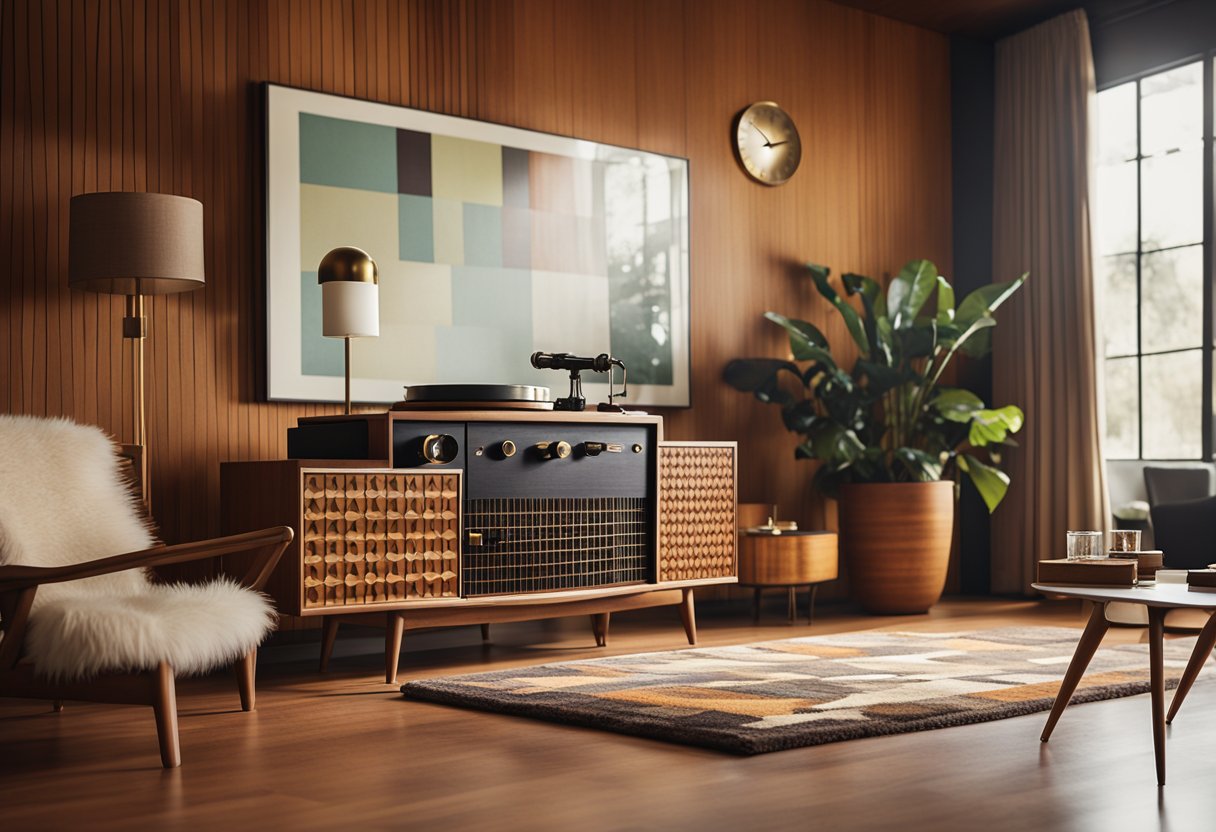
{"left": 0, "top": 526, "right": 293, "bottom": 768}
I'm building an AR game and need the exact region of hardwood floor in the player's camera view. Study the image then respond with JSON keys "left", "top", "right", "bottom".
{"left": 3, "top": 598, "right": 1215, "bottom": 831}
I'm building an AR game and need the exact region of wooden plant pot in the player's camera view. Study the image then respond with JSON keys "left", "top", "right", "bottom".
{"left": 838, "top": 480, "right": 954, "bottom": 615}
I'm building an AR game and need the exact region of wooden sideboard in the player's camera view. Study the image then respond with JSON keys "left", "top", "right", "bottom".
{"left": 221, "top": 412, "right": 736, "bottom": 682}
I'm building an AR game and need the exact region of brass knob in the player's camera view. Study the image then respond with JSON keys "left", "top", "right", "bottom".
{"left": 500, "top": 440, "right": 517, "bottom": 458}
{"left": 535, "top": 440, "right": 572, "bottom": 460}
{"left": 421, "top": 433, "right": 459, "bottom": 464}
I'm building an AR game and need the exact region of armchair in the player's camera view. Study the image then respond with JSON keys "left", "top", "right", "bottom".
{"left": 0, "top": 416, "right": 293, "bottom": 768}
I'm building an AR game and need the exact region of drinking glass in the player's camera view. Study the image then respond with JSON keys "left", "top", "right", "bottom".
{"left": 1109, "top": 529, "right": 1142, "bottom": 554}
{"left": 1066, "top": 530, "right": 1105, "bottom": 560}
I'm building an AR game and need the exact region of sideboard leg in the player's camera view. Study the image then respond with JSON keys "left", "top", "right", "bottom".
{"left": 591, "top": 613, "right": 610, "bottom": 647}
{"left": 787, "top": 586, "right": 796, "bottom": 624}
{"left": 480, "top": 623, "right": 491, "bottom": 642}
{"left": 679, "top": 589, "right": 697, "bottom": 645}
{"left": 319, "top": 616, "right": 340, "bottom": 673}
{"left": 808, "top": 584, "right": 818, "bottom": 626}
{"left": 752, "top": 587, "right": 762, "bottom": 623}
{"left": 386, "top": 612, "right": 405, "bottom": 684}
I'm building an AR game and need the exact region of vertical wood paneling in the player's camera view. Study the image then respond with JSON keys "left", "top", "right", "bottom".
{"left": 1, "top": 0, "right": 951, "bottom": 593}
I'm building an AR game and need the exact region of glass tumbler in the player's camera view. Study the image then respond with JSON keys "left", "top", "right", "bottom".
{"left": 1067, "top": 530, "right": 1105, "bottom": 560}
{"left": 1109, "top": 529, "right": 1142, "bottom": 554}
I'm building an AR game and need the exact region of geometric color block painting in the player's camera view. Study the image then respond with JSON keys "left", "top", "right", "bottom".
{"left": 265, "top": 84, "right": 690, "bottom": 406}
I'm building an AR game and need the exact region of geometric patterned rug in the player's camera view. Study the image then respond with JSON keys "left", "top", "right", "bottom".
{"left": 400, "top": 627, "right": 1207, "bottom": 754}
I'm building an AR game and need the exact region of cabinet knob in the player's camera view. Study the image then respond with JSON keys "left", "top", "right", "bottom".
{"left": 499, "top": 439, "right": 517, "bottom": 458}
{"left": 421, "top": 433, "right": 459, "bottom": 464}
{"left": 535, "top": 440, "right": 572, "bottom": 460}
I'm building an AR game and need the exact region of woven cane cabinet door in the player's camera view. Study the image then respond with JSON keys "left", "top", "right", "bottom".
{"left": 301, "top": 469, "right": 461, "bottom": 609}
{"left": 656, "top": 442, "right": 738, "bottom": 583}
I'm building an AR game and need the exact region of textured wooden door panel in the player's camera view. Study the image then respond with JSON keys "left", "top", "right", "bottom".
{"left": 657, "top": 442, "right": 737, "bottom": 583}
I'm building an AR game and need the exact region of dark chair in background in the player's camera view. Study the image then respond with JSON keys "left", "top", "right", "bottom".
{"left": 1144, "top": 466, "right": 1214, "bottom": 510}
{"left": 1150, "top": 495, "right": 1216, "bottom": 570}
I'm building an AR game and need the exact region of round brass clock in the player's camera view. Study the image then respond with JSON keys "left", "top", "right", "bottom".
{"left": 734, "top": 101, "right": 802, "bottom": 186}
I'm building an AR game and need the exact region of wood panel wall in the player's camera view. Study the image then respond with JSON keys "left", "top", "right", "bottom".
{"left": 0, "top": 0, "right": 951, "bottom": 594}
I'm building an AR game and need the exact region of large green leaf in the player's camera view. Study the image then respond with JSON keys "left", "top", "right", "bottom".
{"left": 955, "top": 274, "right": 1027, "bottom": 327}
{"left": 857, "top": 361, "right": 917, "bottom": 396}
{"left": 967, "top": 405, "right": 1025, "bottom": 447}
{"left": 887, "top": 259, "right": 939, "bottom": 329}
{"left": 808, "top": 263, "right": 871, "bottom": 355}
{"left": 895, "top": 447, "right": 943, "bottom": 482}
{"left": 931, "top": 387, "right": 985, "bottom": 423}
{"left": 782, "top": 400, "right": 819, "bottom": 433}
{"left": 842, "top": 273, "right": 888, "bottom": 361}
{"left": 763, "top": 312, "right": 836, "bottom": 366}
{"left": 935, "top": 275, "right": 955, "bottom": 324}
{"left": 808, "top": 421, "right": 866, "bottom": 465}
{"left": 958, "top": 453, "right": 1011, "bottom": 513}
{"left": 722, "top": 358, "right": 800, "bottom": 392}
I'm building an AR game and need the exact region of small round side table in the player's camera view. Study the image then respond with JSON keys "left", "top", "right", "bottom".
{"left": 739, "top": 530, "right": 838, "bottom": 625}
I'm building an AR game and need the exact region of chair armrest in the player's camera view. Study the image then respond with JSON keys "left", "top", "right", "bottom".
{"left": 0, "top": 527, "right": 294, "bottom": 592}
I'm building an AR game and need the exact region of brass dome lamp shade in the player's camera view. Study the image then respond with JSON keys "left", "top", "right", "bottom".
{"left": 68, "top": 192, "right": 205, "bottom": 506}
{"left": 317, "top": 246, "right": 379, "bottom": 414}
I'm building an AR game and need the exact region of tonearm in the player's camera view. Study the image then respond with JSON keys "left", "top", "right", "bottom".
{"left": 530, "top": 351, "right": 629, "bottom": 412}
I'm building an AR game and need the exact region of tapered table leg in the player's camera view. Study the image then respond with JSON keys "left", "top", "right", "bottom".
{"left": 386, "top": 612, "right": 405, "bottom": 684}
{"left": 1167, "top": 610, "right": 1216, "bottom": 724}
{"left": 1148, "top": 606, "right": 1167, "bottom": 786}
{"left": 1041, "top": 602, "right": 1110, "bottom": 742}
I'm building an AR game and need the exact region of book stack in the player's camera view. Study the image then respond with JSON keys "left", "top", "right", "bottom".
{"left": 1110, "top": 550, "right": 1164, "bottom": 579}
{"left": 1037, "top": 558, "right": 1137, "bottom": 587}
{"left": 1187, "top": 569, "right": 1216, "bottom": 593}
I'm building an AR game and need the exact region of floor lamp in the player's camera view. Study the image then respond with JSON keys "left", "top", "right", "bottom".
{"left": 318, "top": 247, "right": 379, "bottom": 415}
{"left": 69, "top": 192, "right": 206, "bottom": 506}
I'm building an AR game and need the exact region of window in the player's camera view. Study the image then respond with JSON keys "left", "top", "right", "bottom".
{"left": 1096, "top": 59, "right": 1211, "bottom": 460}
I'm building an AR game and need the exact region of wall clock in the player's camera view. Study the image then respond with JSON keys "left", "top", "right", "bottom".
{"left": 733, "top": 101, "right": 802, "bottom": 186}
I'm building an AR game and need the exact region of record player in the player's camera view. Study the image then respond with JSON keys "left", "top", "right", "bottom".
{"left": 221, "top": 354, "right": 737, "bottom": 683}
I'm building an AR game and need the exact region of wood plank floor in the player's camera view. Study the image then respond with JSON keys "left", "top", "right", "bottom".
{"left": 3, "top": 598, "right": 1216, "bottom": 831}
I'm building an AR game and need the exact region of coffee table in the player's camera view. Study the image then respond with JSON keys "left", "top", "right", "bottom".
{"left": 1032, "top": 582, "right": 1216, "bottom": 785}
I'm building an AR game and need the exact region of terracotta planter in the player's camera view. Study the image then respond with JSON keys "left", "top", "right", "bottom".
{"left": 838, "top": 481, "right": 954, "bottom": 615}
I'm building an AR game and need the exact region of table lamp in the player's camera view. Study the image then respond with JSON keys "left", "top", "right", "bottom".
{"left": 69, "top": 192, "right": 205, "bottom": 505}
{"left": 317, "top": 246, "right": 379, "bottom": 414}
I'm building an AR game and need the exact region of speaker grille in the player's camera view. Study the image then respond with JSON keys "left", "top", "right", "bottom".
{"left": 463, "top": 497, "right": 649, "bottom": 596}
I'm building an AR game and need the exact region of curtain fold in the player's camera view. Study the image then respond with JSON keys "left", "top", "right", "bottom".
{"left": 991, "top": 9, "right": 1110, "bottom": 594}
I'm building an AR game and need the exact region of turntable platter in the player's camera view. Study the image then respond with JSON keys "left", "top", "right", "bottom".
{"left": 392, "top": 383, "right": 554, "bottom": 411}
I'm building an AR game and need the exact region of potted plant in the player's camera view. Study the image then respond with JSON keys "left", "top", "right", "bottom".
{"left": 724, "top": 260, "right": 1026, "bottom": 614}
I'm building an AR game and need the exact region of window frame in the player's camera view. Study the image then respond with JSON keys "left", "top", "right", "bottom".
{"left": 1097, "top": 53, "right": 1215, "bottom": 461}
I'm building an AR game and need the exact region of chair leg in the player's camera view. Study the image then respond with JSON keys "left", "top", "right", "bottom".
{"left": 152, "top": 662, "right": 181, "bottom": 769}
{"left": 319, "top": 616, "right": 340, "bottom": 673}
{"left": 386, "top": 612, "right": 405, "bottom": 685}
{"left": 679, "top": 588, "right": 697, "bottom": 645}
{"left": 591, "top": 613, "right": 610, "bottom": 647}
{"left": 237, "top": 648, "right": 257, "bottom": 712}
{"left": 480, "top": 623, "right": 491, "bottom": 642}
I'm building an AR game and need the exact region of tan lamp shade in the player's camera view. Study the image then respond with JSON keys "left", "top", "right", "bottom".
{"left": 69, "top": 192, "right": 205, "bottom": 295}
{"left": 318, "top": 247, "right": 379, "bottom": 338}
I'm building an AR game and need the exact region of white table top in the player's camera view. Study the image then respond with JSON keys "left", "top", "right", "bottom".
{"left": 1033, "top": 582, "right": 1216, "bottom": 609}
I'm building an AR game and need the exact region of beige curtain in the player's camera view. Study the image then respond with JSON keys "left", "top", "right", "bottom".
{"left": 991, "top": 9, "right": 1110, "bottom": 594}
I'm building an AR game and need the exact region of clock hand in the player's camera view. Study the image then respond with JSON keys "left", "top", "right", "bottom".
{"left": 767, "top": 140, "right": 789, "bottom": 148}
{"left": 750, "top": 120, "right": 774, "bottom": 147}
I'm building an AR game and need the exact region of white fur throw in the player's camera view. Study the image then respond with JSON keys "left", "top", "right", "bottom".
{"left": 0, "top": 416, "right": 276, "bottom": 680}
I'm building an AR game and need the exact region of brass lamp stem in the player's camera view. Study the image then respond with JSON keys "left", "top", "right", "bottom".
{"left": 344, "top": 336, "right": 352, "bottom": 415}
{"left": 123, "top": 293, "right": 149, "bottom": 507}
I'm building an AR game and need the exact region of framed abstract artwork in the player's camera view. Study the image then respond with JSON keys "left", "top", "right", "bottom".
{"left": 265, "top": 84, "right": 691, "bottom": 407}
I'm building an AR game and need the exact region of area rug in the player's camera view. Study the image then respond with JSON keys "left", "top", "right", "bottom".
{"left": 400, "top": 627, "right": 1208, "bottom": 755}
